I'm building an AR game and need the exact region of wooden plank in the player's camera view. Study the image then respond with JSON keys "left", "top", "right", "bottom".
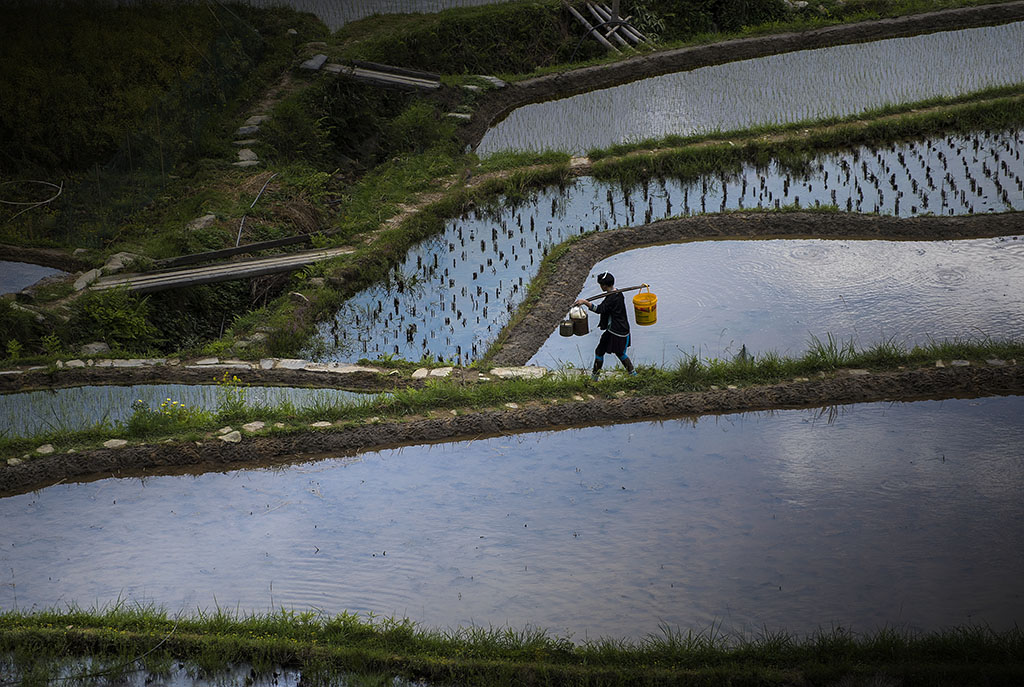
{"left": 349, "top": 59, "right": 440, "bottom": 82}
{"left": 156, "top": 233, "right": 326, "bottom": 269}
{"left": 92, "top": 247, "right": 353, "bottom": 293}
{"left": 564, "top": 2, "right": 620, "bottom": 53}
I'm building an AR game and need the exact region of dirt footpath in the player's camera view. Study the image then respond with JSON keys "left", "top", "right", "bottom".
{"left": 1, "top": 363, "right": 1021, "bottom": 497}
{"left": 461, "top": 1, "right": 1024, "bottom": 149}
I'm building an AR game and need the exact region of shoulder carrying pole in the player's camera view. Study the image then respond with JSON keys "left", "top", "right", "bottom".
{"left": 582, "top": 283, "right": 649, "bottom": 301}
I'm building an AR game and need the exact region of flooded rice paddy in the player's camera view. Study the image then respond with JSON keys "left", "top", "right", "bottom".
{"left": 477, "top": 22, "right": 1024, "bottom": 156}
{"left": 310, "top": 129, "right": 1024, "bottom": 364}
{"left": 0, "top": 260, "right": 63, "bottom": 295}
{"left": 0, "top": 385, "right": 377, "bottom": 439}
{"left": 2, "top": 396, "right": 1022, "bottom": 639}
{"left": 530, "top": 235, "right": 1024, "bottom": 365}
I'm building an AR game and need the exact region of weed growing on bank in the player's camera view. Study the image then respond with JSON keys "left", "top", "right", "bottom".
{"left": 1, "top": 605, "right": 1022, "bottom": 686}
{"left": 1, "top": 337, "right": 1021, "bottom": 457}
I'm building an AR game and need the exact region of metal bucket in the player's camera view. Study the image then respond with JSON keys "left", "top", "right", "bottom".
{"left": 569, "top": 305, "right": 589, "bottom": 336}
{"left": 559, "top": 320, "right": 574, "bottom": 337}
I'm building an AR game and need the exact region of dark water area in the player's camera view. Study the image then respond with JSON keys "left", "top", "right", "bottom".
{"left": 478, "top": 22, "right": 1024, "bottom": 156}
{"left": 309, "top": 130, "right": 1024, "bottom": 364}
{"left": 240, "top": 0, "right": 511, "bottom": 30}
{"left": 0, "top": 260, "right": 63, "bottom": 295}
{"left": 0, "top": 384, "right": 379, "bottom": 439}
{"left": 531, "top": 235, "right": 1024, "bottom": 365}
{"left": 2, "top": 396, "right": 1022, "bottom": 641}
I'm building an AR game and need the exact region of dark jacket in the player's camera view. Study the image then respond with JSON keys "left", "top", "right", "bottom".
{"left": 592, "top": 292, "right": 629, "bottom": 336}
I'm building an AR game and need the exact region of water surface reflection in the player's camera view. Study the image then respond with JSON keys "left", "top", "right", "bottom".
{"left": 478, "top": 22, "right": 1024, "bottom": 155}
{"left": 2, "top": 396, "right": 1022, "bottom": 640}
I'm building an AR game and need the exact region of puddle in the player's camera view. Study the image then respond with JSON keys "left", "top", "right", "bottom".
{"left": 0, "top": 260, "right": 64, "bottom": 295}
{"left": 2, "top": 396, "right": 1022, "bottom": 640}
{"left": 0, "top": 384, "right": 378, "bottom": 439}
{"left": 0, "top": 656, "right": 425, "bottom": 687}
{"left": 530, "top": 235, "right": 1024, "bottom": 364}
{"left": 309, "top": 129, "right": 1024, "bottom": 364}
{"left": 478, "top": 22, "right": 1024, "bottom": 155}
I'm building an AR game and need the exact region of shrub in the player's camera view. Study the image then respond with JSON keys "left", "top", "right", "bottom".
{"left": 69, "top": 287, "right": 160, "bottom": 352}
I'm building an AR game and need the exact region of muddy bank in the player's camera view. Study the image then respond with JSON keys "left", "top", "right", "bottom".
{"left": 488, "top": 211, "right": 1024, "bottom": 366}
{"left": 462, "top": 2, "right": 1024, "bottom": 151}
{"left": 0, "top": 365, "right": 416, "bottom": 394}
{"left": 0, "top": 243, "right": 91, "bottom": 273}
{"left": 1, "top": 364, "right": 1021, "bottom": 497}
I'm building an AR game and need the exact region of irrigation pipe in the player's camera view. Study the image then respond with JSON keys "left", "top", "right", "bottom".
{"left": 236, "top": 172, "right": 278, "bottom": 247}
{"left": 0, "top": 179, "right": 63, "bottom": 222}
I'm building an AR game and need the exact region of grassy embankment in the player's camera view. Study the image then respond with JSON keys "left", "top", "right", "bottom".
{"left": 3, "top": 0, "right": 1023, "bottom": 364}
{"left": 2, "top": 606, "right": 1022, "bottom": 686}
{"left": 2, "top": 336, "right": 1022, "bottom": 458}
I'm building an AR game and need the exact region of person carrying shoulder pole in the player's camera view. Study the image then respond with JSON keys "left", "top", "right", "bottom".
{"left": 574, "top": 271, "right": 636, "bottom": 381}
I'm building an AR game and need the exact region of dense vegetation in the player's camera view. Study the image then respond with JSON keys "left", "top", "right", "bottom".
{"left": 2, "top": 0, "right": 1022, "bottom": 365}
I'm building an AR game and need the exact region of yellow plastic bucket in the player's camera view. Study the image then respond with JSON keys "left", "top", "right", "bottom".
{"left": 632, "top": 288, "right": 657, "bottom": 326}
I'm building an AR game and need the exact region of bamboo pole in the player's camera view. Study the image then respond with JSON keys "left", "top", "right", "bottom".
{"left": 564, "top": 2, "right": 620, "bottom": 53}
{"left": 586, "top": 2, "right": 629, "bottom": 47}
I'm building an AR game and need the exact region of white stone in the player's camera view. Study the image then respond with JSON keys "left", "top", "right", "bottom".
{"left": 111, "top": 359, "right": 145, "bottom": 368}
{"left": 73, "top": 268, "right": 102, "bottom": 291}
{"left": 80, "top": 341, "right": 109, "bottom": 358}
{"left": 986, "top": 359, "right": 1007, "bottom": 367}
{"left": 102, "top": 252, "right": 140, "bottom": 274}
{"left": 36, "top": 444, "right": 55, "bottom": 455}
{"left": 411, "top": 368, "right": 430, "bottom": 379}
{"left": 450, "top": 410, "right": 458, "bottom": 416}
{"left": 446, "top": 112, "right": 471, "bottom": 121}
{"left": 274, "top": 422, "right": 285, "bottom": 428}
{"left": 429, "top": 367, "right": 453, "bottom": 378}
{"left": 366, "top": 416, "right": 381, "bottom": 423}
{"left": 573, "top": 395, "right": 584, "bottom": 401}
{"left": 951, "top": 360, "right": 970, "bottom": 367}
{"left": 847, "top": 369, "right": 870, "bottom": 376}
{"left": 238, "top": 148, "right": 258, "bottom": 162}
{"left": 65, "top": 359, "right": 85, "bottom": 368}
{"left": 935, "top": 360, "right": 946, "bottom": 368}
{"left": 233, "top": 160, "right": 261, "bottom": 168}
{"left": 186, "top": 214, "right": 216, "bottom": 231}
{"left": 244, "top": 115, "right": 269, "bottom": 126}
{"left": 275, "top": 358, "right": 307, "bottom": 370}
{"left": 478, "top": 375, "right": 491, "bottom": 381}
{"left": 504, "top": 402, "right": 519, "bottom": 409}
{"left": 310, "top": 421, "right": 332, "bottom": 428}
{"left": 300, "top": 54, "right": 328, "bottom": 70}
{"left": 614, "top": 391, "right": 626, "bottom": 398}
{"left": 194, "top": 357, "right": 220, "bottom": 365}
{"left": 218, "top": 431, "right": 242, "bottom": 443}
{"left": 490, "top": 366, "right": 546, "bottom": 380}
{"left": 234, "top": 139, "right": 258, "bottom": 147}
{"left": 218, "top": 426, "right": 234, "bottom": 435}
{"left": 727, "top": 385, "right": 738, "bottom": 390}
{"left": 7, "top": 458, "right": 23, "bottom": 466}
{"left": 103, "top": 439, "right": 128, "bottom": 449}
{"left": 321, "top": 363, "right": 379, "bottom": 374}
{"left": 242, "top": 421, "right": 265, "bottom": 433}
{"left": 260, "top": 358, "right": 275, "bottom": 370}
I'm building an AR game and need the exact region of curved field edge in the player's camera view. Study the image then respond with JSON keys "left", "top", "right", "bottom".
{"left": 212, "top": 92, "right": 1024, "bottom": 364}
{"left": 484, "top": 212, "right": 1024, "bottom": 366}
{"left": 2, "top": 360, "right": 1023, "bottom": 497}
{"left": 2, "top": 609, "right": 1023, "bottom": 687}
{"left": 459, "top": 0, "right": 1024, "bottom": 150}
